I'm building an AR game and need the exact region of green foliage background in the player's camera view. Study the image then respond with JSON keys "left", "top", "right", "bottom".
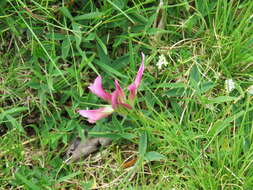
{"left": 0, "top": 0, "right": 253, "bottom": 189}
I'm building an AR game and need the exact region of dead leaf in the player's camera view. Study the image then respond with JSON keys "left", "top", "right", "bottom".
{"left": 122, "top": 158, "right": 137, "bottom": 169}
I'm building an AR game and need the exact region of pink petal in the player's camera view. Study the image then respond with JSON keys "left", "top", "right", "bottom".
{"left": 120, "top": 103, "right": 132, "bottom": 110}
{"left": 111, "top": 90, "right": 118, "bottom": 109}
{"left": 134, "top": 52, "right": 145, "bottom": 87}
{"left": 111, "top": 80, "right": 125, "bottom": 109}
{"left": 128, "top": 52, "right": 145, "bottom": 102}
{"left": 88, "top": 76, "right": 112, "bottom": 102}
{"left": 114, "top": 80, "right": 126, "bottom": 102}
{"left": 111, "top": 80, "right": 132, "bottom": 110}
{"left": 78, "top": 106, "right": 114, "bottom": 123}
{"left": 128, "top": 83, "right": 137, "bottom": 103}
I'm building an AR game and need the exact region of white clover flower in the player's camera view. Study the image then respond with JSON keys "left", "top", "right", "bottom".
{"left": 247, "top": 85, "right": 253, "bottom": 95}
{"left": 225, "top": 79, "right": 235, "bottom": 93}
{"left": 156, "top": 54, "right": 168, "bottom": 70}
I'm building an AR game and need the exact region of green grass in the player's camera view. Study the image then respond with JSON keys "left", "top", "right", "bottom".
{"left": 1, "top": 0, "right": 253, "bottom": 189}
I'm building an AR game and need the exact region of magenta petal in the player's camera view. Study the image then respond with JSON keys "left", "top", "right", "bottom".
{"left": 128, "top": 83, "right": 136, "bottom": 103}
{"left": 88, "top": 76, "right": 112, "bottom": 102}
{"left": 111, "top": 90, "right": 118, "bottom": 109}
{"left": 134, "top": 52, "right": 145, "bottom": 88}
{"left": 128, "top": 52, "right": 145, "bottom": 102}
{"left": 120, "top": 103, "right": 132, "bottom": 110}
{"left": 111, "top": 80, "right": 130, "bottom": 109}
{"left": 111, "top": 80, "right": 124, "bottom": 109}
{"left": 78, "top": 106, "right": 114, "bottom": 123}
{"left": 114, "top": 80, "right": 126, "bottom": 101}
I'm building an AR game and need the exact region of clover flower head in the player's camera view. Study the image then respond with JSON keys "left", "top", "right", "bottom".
{"left": 156, "top": 54, "right": 168, "bottom": 70}
{"left": 225, "top": 79, "right": 235, "bottom": 93}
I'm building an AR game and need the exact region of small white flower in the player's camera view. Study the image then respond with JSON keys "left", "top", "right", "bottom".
{"left": 156, "top": 54, "right": 168, "bottom": 70}
{"left": 205, "top": 104, "right": 218, "bottom": 112}
{"left": 225, "top": 79, "right": 235, "bottom": 93}
{"left": 247, "top": 85, "right": 253, "bottom": 95}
